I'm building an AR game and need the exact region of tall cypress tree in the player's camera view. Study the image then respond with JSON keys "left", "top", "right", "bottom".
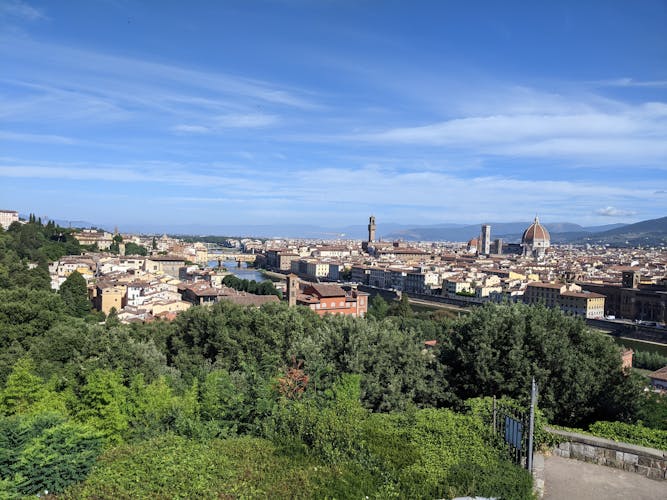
{"left": 59, "top": 271, "right": 91, "bottom": 317}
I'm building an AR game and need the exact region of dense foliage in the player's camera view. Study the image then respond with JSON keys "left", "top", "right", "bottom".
{"left": 58, "top": 271, "right": 91, "bottom": 318}
{"left": 65, "top": 381, "right": 533, "bottom": 500}
{"left": 0, "top": 218, "right": 81, "bottom": 265}
{"left": 587, "top": 421, "right": 667, "bottom": 450}
{"left": 551, "top": 419, "right": 667, "bottom": 451}
{"left": 221, "top": 274, "right": 283, "bottom": 298}
{"left": 0, "top": 222, "right": 663, "bottom": 497}
{"left": 633, "top": 349, "right": 667, "bottom": 371}
{"left": 124, "top": 242, "right": 148, "bottom": 256}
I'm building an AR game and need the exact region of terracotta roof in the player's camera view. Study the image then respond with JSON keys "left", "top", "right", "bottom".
{"left": 522, "top": 216, "right": 551, "bottom": 244}
{"left": 220, "top": 294, "right": 279, "bottom": 307}
{"left": 307, "top": 283, "right": 347, "bottom": 298}
{"left": 561, "top": 291, "right": 606, "bottom": 298}
{"left": 146, "top": 255, "right": 186, "bottom": 262}
{"left": 649, "top": 366, "right": 667, "bottom": 382}
{"left": 527, "top": 282, "right": 563, "bottom": 289}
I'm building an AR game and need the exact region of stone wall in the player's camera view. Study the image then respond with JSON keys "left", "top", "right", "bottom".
{"left": 548, "top": 427, "right": 667, "bottom": 480}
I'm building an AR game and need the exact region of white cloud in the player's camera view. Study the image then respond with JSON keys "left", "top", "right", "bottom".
{"left": 0, "top": 1, "right": 45, "bottom": 21}
{"left": 597, "top": 78, "right": 667, "bottom": 88}
{"left": 351, "top": 102, "right": 667, "bottom": 166}
{"left": 213, "top": 113, "right": 278, "bottom": 128}
{"left": 1, "top": 158, "right": 659, "bottom": 224}
{"left": 171, "top": 124, "right": 210, "bottom": 134}
{"left": 595, "top": 207, "right": 637, "bottom": 217}
{"left": 0, "top": 130, "right": 75, "bottom": 144}
{"left": 0, "top": 35, "right": 318, "bottom": 136}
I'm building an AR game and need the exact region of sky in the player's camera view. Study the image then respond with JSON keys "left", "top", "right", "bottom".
{"left": 1, "top": 0, "right": 666, "bottom": 232}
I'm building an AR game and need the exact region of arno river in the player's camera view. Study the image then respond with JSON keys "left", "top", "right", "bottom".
{"left": 207, "top": 259, "right": 265, "bottom": 283}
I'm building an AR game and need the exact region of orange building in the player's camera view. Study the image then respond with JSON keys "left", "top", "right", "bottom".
{"left": 287, "top": 276, "right": 368, "bottom": 318}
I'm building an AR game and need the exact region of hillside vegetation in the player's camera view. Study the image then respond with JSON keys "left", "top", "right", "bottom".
{"left": 0, "top": 220, "right": 664, "bottom": 498}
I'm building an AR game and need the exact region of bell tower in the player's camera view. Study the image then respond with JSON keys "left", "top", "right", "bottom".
{"left": 287, "top": 273, "right": 299, "bottom": 307}
{"left": 368, "top": 215, "right": 376, "bottom": 243}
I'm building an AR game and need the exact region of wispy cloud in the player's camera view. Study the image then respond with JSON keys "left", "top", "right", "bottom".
{"left": 0, "top": 130, "right": 76, "bottom": 144}
{"left": 170, "top": 113, "right": 280, "bottom": 135}
{"left": 1, "top": 158, "right": 654, "bottom": 223}
{"left": 350, "top": 102, "right": 667, "bottom": 166}
{"left": 213, "top": 113, "right": 279, "bottom": 128}
{"left": 0, "top": 0, "right": 45, "bottom": 21}
{"left": 0, "top": 35, "right": 319, "bottom": 132}
{"left": 595, "top": 206, "right": 637, "bottom": 217}
{"left": 597, "top": 78, "right": 667, "bottom": 88}
{"left": 171, "top": 124, "right": 210, "bottom": 134}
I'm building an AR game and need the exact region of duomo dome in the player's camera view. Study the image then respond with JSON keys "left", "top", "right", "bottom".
{"left": 522, "top": 216, "right": 550, "bottom": 258}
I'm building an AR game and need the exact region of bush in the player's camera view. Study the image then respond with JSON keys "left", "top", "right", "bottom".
{"left": 398, "top": 408, "right": 532, "bottom": 499}
{"left": 464, "top": 395, "right": 550, "bottom": 449}
{"left": 64, "top": 434, "right": 372, "bottom": 500}
{"left": 0, "top": 412, "right": 103, "bottom": 496}
{"left": 633, "top": 350, "right": 667, "bottom": 371}
{"left": 588, "top": 421, "right": 667, "bottom": 450}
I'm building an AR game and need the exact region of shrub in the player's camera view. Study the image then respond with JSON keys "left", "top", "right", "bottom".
{"left": 588, "top": 421, "right": 667, "bottom": 450}
{"left": 0, "top": 412, "right": 103, "bottom": 496}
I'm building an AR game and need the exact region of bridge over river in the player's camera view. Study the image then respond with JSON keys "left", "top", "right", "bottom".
{"left": 207, "top": 250, "right": 257, "bottom": 265}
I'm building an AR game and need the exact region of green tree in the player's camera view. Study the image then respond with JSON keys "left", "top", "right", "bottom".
{"left": 367, "top": 294, "right": 389, "bottom": 320}
{"left": 393, "top": 292, "right": 413, "bottom": 318}
{"left": 77, "top": 369, "right": 128, "bottom": 445}
{"left": 13, "top": 420, "right": 103, "bottom": 495}
{"left": 124, "top": 242, "right": 148, "bottom": 256}
{"left": 200, "top": 369, "right": 245, "bottom": 436}
{"left": 0, "top": 358, "right": 48, "bottom": 415}
{"left": 105, "top": 307, "right": 120, "bottom": 327}
{"left": 58, "top": 271, "right": 90, "bottom": 317}
{"left": 441, "top": 302, "right": 643, "bottom": 427}
{"left": 125, "top": 375, "right": 176, "bottom": 440}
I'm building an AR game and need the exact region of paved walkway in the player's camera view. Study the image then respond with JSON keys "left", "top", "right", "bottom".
{"left": 543, "top": 454, "right": 666, "bottom": 500}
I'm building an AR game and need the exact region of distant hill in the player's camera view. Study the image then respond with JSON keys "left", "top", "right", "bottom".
{"left": 572, "top": 216, "right": 667, "bottom": 246}
{"left": 33, "top": 214, "right": 663, "bottom": 244}
{"left": 383, "top": 221, "right": 628, "bottom": 243}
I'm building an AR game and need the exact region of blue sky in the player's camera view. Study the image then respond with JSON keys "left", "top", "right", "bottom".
{"left": 1, "top": 0, "right": 666, "bottom": 231}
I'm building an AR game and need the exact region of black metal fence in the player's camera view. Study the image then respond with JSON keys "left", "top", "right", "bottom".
{"left": 491, "top": 379, "right": 537, "bottom": 470}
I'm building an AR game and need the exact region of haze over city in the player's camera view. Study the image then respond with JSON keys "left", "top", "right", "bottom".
{"left": 1, "top": 0, "right": 666, "bottom": 231}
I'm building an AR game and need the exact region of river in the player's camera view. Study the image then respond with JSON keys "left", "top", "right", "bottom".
{"left": 207, "top": 259, "right": 266, "bottom": 283}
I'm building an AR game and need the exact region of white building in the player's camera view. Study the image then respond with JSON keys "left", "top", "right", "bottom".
{"left": 0, "top": 210, "right": 19, "bottom": 229}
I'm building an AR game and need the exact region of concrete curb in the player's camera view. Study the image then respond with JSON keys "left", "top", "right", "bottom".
{"left": 533, "top": 453, "right": 545, "bottom": 498}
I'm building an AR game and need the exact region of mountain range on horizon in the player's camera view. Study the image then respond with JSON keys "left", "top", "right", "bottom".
{"left": 29, "top": 214, "right": 667, "bottom": 246}
{"left": 383, "top": 217, "right": 667, "bottom": 246}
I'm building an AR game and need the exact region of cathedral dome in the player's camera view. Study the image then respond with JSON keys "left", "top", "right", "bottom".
{"left": 522, "top": 216, "right": 550, "bottom": 245}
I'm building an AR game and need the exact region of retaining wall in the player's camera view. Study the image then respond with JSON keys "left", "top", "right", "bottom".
{"left": 547, "top": 426, "right": 667, "bottom": 480}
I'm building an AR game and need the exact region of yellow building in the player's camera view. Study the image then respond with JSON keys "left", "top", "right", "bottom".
{"left": 94, "top": 284, "right": 127, "bottom": 315}
{"left": 559, "top": 291, "right": 605, "bottom": 319}
{"left": 524, "top": 282, "right": 605, "bottom": 318}
{"left": 151, "top": 300, "right": 191, "bottom": 316}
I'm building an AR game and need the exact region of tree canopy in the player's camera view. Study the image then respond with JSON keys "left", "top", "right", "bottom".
{"left": 0, "top": 220, "right": 663, "bottom": 497}
{"left": 59, "top": 271, "right": 90, "bottom": 318}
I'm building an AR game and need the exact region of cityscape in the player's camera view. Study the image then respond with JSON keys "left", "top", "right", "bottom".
{"left": 1, "top": 1, "right": 667, "bottom": 499}
{"left": 7, "top": 211, "right": 659, "bottom": 326}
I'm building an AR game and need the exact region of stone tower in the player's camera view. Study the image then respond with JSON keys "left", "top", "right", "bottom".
{"left": 368, "top": 215, "right": 376, "bottom": 243}
{"left": 481, "top": 224, "right": 491, "bottom": 255}
{"left": 622, "top": 270, "right": 639, "bottom": 289}
{"left": 287, "top": 273, "right": 299, "bottom": 307}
